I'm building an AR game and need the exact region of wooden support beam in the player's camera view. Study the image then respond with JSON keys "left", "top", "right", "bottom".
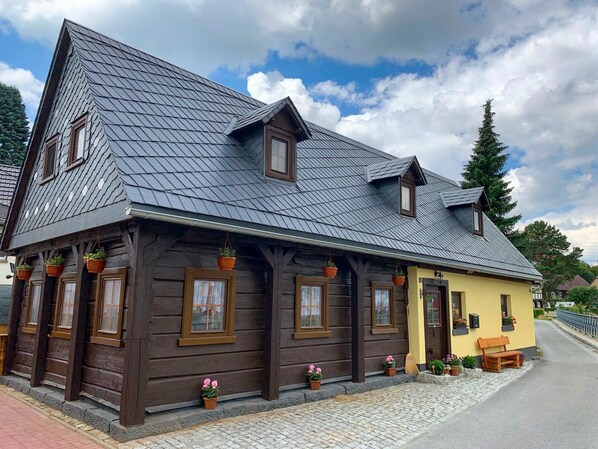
{"left": 259, "top": 245, "right": 296, "bottom": 401}
{"left": 2, "top": 257, "right": 25, "bottom": 375}
{"left": 64, "top": 242, "right": 91, "bottom": 401}
{"left": 346, "top": 254, "right": 366, "bottom": 383}
{"left": 31, "top": 252, "right": 54, "bottom": 387}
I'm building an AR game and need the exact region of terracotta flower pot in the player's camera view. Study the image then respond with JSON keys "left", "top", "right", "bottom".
{"left": 385, "top": 367, "right": 397, "bottom": 377}
{"left": 86, "top": 259, "right": 107, "bottom": 274}
{"left": 46, "top": 265, "right": 64, "bottom": 277}
{"left": 310, "top": 380, "right": 321, "bottom": 390}
{"left": 392, "top": 275, "right": 406, "bottom": 286}
{"left": 16, "top": 269, "right": 33, "bottom": 281}
{"left": 450, "top": 366, "right": 460, "bottom": 376}
{"left": 203, "top": 396, "right": 218, "bottom": 410}
{"left": 322, "top": 266, "right": 337, "bottom": 278}
{"left": 217, "top": 256, "right": 236, "bottom": 271}
{"left": 443, "top": 367, "right": 450, "bottom": 375}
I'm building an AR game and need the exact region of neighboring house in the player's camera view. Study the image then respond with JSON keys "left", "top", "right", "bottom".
{"left": 553, "top": 275, "right": 590, "bottom": 299}
{"left": 591, "top": 277, "right": 598, "bottom": 288}
{"left": 1, "top": 21, "right": 542, "bottom": 427}
{"left": 0, "top": 163, "right": 19, "bottom": 333}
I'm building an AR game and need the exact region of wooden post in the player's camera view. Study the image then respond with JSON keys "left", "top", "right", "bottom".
{"left": 2, "top": 257, "right": 25, "bottom": 375}
{"left": 119, "top": 225, "right": 187, "bottom": 427}
{"left": 346, "top": 255, "right": 368, "bottom": 383}
{"left": 64, "top": 242, "right": 92, "bottom": 401}
{"left": 31, "top": 252, "right": 55, "bottom": 387}
{"left": 259, "top": 245, "right": 296, "bottom": 401}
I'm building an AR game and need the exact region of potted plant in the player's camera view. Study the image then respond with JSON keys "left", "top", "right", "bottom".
{"left": 307, "top": 364, "right": 322, "bottom": 390}
{"left": 453, "top": 317, "right": 468, "bottom": 329}
{"left": 502, "top": 315, "right": 517, "bottom": 327}
{"left": 322, "top": 259, "right": 337, "bottom": 279}
{"left": 15, "top": 263, "right": 33, "bottom": 281}
{"left": 444, "top": 354, "right": 462, "bottom": 376}
{"left": 384, "top": 355, "right": 397, "bottom": 377}
{"left": 201, "top": 377, "right": 220, "bottom": 410}
{"left": 217, "top": 246, "right": 236, "bottom": 271}
{"left": 443, "top": 364, "right": 450, "bottom": 375}
{"left": 462, "top": 355, "right": 477, "bottom": 369}
{"left": 392, "top": 268, "right": 405, "bottom": 286}
{"left": 84, "top": 248, "right": 107, "bottom": 273}
{"left": 429, "top": 359, "right": 445, "bottom": 376}
{"left": 45, "top": 254, "right": 65, "bottom": 277}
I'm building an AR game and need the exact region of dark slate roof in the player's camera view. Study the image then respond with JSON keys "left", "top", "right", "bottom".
{"left": 0, "top": 164, "right": 19, "bottom": 223}
{"left": 440, "top": 187, "right": 490, "bottom": 210}
{"left": 556, "top": 275, "right": 590, "bottom": 291}
{"left": 3, "top": 20, "right": 541, "bottom": 282}
{"left": 366, "top": 156, "right": 426, "bottom": 184}
{"left": 227, "top": 97, "right": 311, "bottom": 142}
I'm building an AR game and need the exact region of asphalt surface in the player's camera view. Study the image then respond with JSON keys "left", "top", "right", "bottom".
{"left": 406, "top": 320, "right": 598, "bottom": 449}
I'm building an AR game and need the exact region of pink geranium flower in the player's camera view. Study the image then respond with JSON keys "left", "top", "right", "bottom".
{"left": 309, "top": 364, "right": 315, "bottom": 370}
{"left": 211, "top": 380, "right": 218, "bottom": 388}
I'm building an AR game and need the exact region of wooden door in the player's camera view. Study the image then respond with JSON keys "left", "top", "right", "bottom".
{"left": 423, "top": 286, "right": 448, "bottom": 362}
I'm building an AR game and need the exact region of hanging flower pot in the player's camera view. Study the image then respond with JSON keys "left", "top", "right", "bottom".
{"left": 392, "top": 266, "right": 405, "bottom": 286}
{"left": 16, "top": 264, "right": 33, "bottom": 281}
{"left": 217, "top": 246, "right": 236, "bottom": 271}
{"left": 45, "top": 254, "right": 65, "bottom": 278}
{"left": 322, "top": 254, "right": 337, "bottom": 278}
{"left": 84, "top": 248, "right": 107, "bottom": 274}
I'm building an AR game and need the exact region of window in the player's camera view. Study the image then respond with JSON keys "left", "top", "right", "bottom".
{"left": 400, "top": 179, "right": 415, "bottom": 217}
{"left": 51, "top": 274, "right": 77, "bottom": 339}
{"left": 91, "top": 268, "right": 126, "bottom": 347}
{"left": 23, "top": 280, "right": 42, "bottom": 334}
{"left": 42, "top": 135, "right": 59, "bottom": 182}
{"left": 265, "top": 127, "right": 296, "bottom": 181}
{"left": 294, "top": 276, "right": 331, "bottom": 339}
{"left": 473, "top": 205, "right": 483, "bottom": 236}
{"left": 371, "top": 282, "right": 397, "bottom": 334}
{"left": 425, "top": 292, "right": 441, "bottom": 327}
{"left": 68, "top": 115, "right": 87, "bottom": 167}
{"left": 179, "top": 268, "right": 237, "bottom": 346}
{"left": 451, "top": 292, "right": 467, "bottom": 329}
{"left": 501, "top": 294, "right": 513, "bottom": 329}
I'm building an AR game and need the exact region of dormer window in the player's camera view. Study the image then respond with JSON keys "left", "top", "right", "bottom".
{"left": 473, "top": 205, "right": 483, "bottom": 236}
{"left": 41, "top": 134, "right": 59, "bottom": 182}
{"left": 265, "top": 127, "right": 296, "bottom": 181}
{"left": 400, "top": 179, "right": 416, "bottom": 217}
{"left": 68, "top": 115, "right": 87, "bottom": 168}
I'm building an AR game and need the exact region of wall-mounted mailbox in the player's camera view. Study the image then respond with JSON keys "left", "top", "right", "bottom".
{"left": 469, "top": 313, "right": 480, "bottom": 329}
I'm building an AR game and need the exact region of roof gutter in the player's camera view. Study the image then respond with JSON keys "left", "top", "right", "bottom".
{"left": 125, "top": 205, "right": 542, "bottom": 283}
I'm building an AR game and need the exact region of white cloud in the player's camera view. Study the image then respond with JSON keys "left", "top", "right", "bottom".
{"left": 0, "top": 62, "right": 44, "bottom": 120}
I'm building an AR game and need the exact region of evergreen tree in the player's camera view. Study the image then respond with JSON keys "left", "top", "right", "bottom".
{"left": 461, "top": 99, "right": 521, "bottom": 235}
{"left": 0, "top": 82, "right": 29, "bottom": 166}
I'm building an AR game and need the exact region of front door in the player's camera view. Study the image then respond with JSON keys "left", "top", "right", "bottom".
{"left": 423, "top": 286, "right": 448, "bottom": 362}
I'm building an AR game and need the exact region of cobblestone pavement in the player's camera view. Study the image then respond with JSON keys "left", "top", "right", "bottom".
{"left": 123, "top": 363, "right": 533, "bottom": 449}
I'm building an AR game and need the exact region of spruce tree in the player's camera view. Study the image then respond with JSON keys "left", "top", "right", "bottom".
{"left": 0, "top": 82, "right": 29, "bottom": 166}
{"left": 461, "top": 99, "right": 521, "bottom": 236}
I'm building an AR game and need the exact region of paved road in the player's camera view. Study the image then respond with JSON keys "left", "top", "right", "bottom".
{"left": 406, "top": 320, "right": 598, "bottom": 449}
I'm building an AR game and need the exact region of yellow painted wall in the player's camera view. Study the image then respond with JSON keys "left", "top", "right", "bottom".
{"left": 407, "top": 267, "right": 535, "bottom": 364}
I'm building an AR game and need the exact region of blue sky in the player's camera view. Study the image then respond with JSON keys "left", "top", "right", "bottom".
{"left": 0, "top": 0, "right": 597, "bottom": 264}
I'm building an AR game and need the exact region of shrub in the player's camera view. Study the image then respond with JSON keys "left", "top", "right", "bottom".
{"left": 429, "top": 359, "right": 445, "bottom": 375}
{"left": 462, "top": 355, "right": 477, "bottom": 369}
{"left": 534, "top": 309, "right": 545, "bottom": 318}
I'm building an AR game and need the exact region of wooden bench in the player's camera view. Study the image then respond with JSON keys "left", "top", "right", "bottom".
{"left": 477, "top": 336, "right": 523, "bottom": 372}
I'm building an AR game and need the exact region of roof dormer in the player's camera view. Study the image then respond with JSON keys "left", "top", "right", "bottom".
{"left": 441, "top": 187, "right": 490, "bottom": 236}
{"left": 366, "top": 156, "right": 427, "bottom": 217}
{"left": 226, "top": 97, "right": 310, "bottom": 182}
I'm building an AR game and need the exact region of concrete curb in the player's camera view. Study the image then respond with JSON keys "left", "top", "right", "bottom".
{"left": 551, "top": 319, "right": 598, "bottom": 351}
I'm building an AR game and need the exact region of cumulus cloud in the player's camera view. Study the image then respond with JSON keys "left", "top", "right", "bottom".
{"left": 0, "top": 62, "right": 44, "bottom": 120}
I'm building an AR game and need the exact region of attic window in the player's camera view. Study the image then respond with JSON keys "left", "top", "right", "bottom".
{"left": 473, "top": 205, "right": 483, "bottom": 236}
{"left": 68, "top": 115, "right": 87, "bottom": 167}
{"left": 400, "top": 179, "right": 415, "bottom": 217}
{"left": 265, "top": 127, "right": 296, "bottom": 181}
{"left": 41, "top": 135, "right": 59, "bottom": 182}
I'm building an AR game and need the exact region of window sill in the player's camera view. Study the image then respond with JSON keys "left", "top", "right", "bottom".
{"left": 178, "top": 335, "right": 237, "bottom": 346}
{"left": 293, "top": 330, "right": 332, "bottom": 340}
{"left": 50, "top": 330, "right": 71, "bottom": 340}
{"left": 65, "top": 158, "right": 85, "bottom": 171}
{"left": 91, "top": 335, "right": 123, "bottom": 347}
{"left": 371, "top": 327, "right": 398, "bottom": 335}
{"left": 501, "top": 325, "right": 515, "bottom": 332}
{"left": 452, "top": 327, "right": 469, "bottom": 336}
{"left": 22, "top": 326, "right": 37, "bottom": 335}
{"left": 39, "top": 175, "right": 55, "bottom": 185}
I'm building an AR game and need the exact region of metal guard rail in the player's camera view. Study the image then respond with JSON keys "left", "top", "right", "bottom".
{"left": 557, "top": 309, "right": 598, "bottom": 339}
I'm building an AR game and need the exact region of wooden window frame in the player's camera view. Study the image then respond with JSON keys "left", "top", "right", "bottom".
{"left": 178, "top": 268, "right": 237, "bottom": 346}
{"left": 451, "top": 291, "right": 467, "bottom": 329}
{"left": 91, "top": 268, "right": 126, "bottom": 347}
{"left": 473, "top": 204, "right": 484, "bottom": 236}
{"left": 51, "top": 273, "right": 77, "bottom": 339}
{"left": 371, "top": 281, "right": 397, "bottom": 334}
{"left": 41, "top": 134, "right": 59, "bottom": 183}
{"left": 67, "top": 114, "right": 88, "bottom": 169}
{"left": 22, "top": 279, "right": 43, "bottom": 334}
{"left": 400, "top": 178, "right": 416, "bottom": 217}
{"left": 265, "top": 126, "right": 296, "bottom": 182}
{"left": 294, "top": 275, "right": 331, "bottom": 339}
